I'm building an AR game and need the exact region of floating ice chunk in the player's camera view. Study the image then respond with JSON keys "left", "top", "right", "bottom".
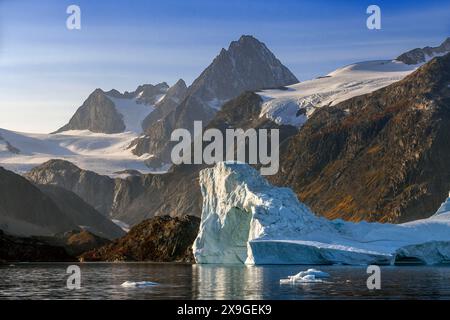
{"left": 296, "top": 268, "right": 330, "bottom": 278}
{"left": 280, "top": 269, "right": 329, "bottom": 284}
{"left": 120, "top": 281, "right": 158, "bottom": 288}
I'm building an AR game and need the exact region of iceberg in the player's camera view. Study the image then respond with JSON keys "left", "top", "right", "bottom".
{"left": 193, "top": 162, "right": 450, "bottom": 265}
{"left": 120, "top": 281, "right": 158, "bottom": 288}
{"left": 280, "top": 269, "right": 330, "bottom": 284}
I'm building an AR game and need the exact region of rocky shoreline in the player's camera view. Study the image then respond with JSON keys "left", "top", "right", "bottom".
{"left": 81, "top": 215, "right": 200, "bottom": 263}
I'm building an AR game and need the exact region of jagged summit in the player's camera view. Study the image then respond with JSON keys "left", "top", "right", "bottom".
{"left": 188, "top": 34, "right": 299, "bottom": 102}
{"left": 132, "top": 35, "right": 299, "bottom": 165}
{"left": 54, "top": 82, "right": 171, "bottom": 134}
{"left": 396, "top": 37, "right": 450, "bottom": 65}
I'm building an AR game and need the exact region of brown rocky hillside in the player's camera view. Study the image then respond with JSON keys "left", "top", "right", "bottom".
{"left": 272, "top": 53, "right": 450, "bottom": 223}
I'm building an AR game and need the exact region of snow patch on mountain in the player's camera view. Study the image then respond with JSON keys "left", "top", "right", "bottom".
{"left": 0, "top": 128, "right": 160, "bottom": 176}
{"left": 193, "top": 162, "right": 450, "bottom": 265}
{"left": 258, "top": 60, "right": 419, "bottom": 127}
{"left": 106, "top": 95, "right": 156, "bottom": 133}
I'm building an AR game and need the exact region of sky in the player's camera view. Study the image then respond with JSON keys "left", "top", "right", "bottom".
{"left": 0, "top": 0, "right": 449, "bottom": 133}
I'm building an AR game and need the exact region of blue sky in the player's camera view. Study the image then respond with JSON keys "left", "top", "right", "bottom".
{"left": 0, "top": 0, "right": 449, "bottom": 132}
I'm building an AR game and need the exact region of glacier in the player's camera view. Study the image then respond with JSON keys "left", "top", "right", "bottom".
{"left": 193, "top": 162, "right": 450, "bottom": 265}
{"left": 257, "top": 60, "right": 419, "bottom": 128}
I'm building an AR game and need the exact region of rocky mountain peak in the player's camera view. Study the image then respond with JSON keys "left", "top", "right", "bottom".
{"left": 133, "top": 35, "right": 299, "bottom": 164}
{"left": 228, "top": 35, "right": 271, "bottom": 55}
{"left": 188, "top": 34, "right": 299, "bottom": 102}
{"left": 396, "top": 37, "right": 450, "bottom": 65}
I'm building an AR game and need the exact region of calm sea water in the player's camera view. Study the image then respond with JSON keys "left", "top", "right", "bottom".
{"left": 1, "top": 263, "right": 450, "bottom": 300}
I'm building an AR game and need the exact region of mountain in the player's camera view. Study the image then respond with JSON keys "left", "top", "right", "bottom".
{"left": 0, "top": 165, "right": 124, "bottom": 239}
{"left": 22, "top": 41, "right": 450, "bottom": 227}
{"left": 25, "top": 91, "right": 297, "bottom": 226}
{"left": 141, "top": 79, "right": 188, "bottom": 131}
{"left": 55, "top": 89, "right": 126, "bottom": 134}
{"left": 396, "top": 37, "right": 450, "bottom": 65}
{"left": 271, "top": 53, "right": 450, "bottom": 223}
{"left": 26, "top": 159, "right": 201, "bottom": 225}
{"left": 0, "top": 166, "right": 78, "bottom": 236}
{"left": 131, "top": 35, "right": 299, "bottom": 167}
{"left": 257, "top": 60, "right": 418, "bottom": 128}
{"left": 37, "top": 184, "right": 125, "bottom": 240}
{"left": 54, "top": 82, "right": 170, "bottom": 134}
{"left": 26, "top": 159, "right": 116, "bottom": 216}
{"left": 80, "top": 215, "right": 200, "bottom": 262}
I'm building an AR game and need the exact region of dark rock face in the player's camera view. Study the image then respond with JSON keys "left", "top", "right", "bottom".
{"left": 0, "top": 230, "right": 74, "bottom": 262}
{"left": 132, "top": 35, "right": 299, "bottom": 166}
{"left": 271, "top": 53, "right": 450, "bottom": 223}
{"left": 0, "top": 166, "right": 78, "bottom": 236}
{"left": 81, "top": 215, "right": 200, "bottom": 263}
{"left": 54, "top": 83, "right": 169, "bottom": 134}
{"left": 26, "top": 159, "right": 116, "bottom": 217}
{"left": 54, "top": 89, "right": 126, "bottom": 134}
{"left": 397, "top": 37, "right": 450, "bottom": 65}
{"left": 0, "top": 165, "right": 124, "bottom": 240}
{"left": 141, "top": 79, "right": 187, "bottom": 131}
{"left": 37, "top": 184, "right": 126, "bottom": 240}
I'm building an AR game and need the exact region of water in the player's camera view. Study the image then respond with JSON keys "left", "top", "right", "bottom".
{"left": 1, "top": 263, "right": 450, "bottom": 300}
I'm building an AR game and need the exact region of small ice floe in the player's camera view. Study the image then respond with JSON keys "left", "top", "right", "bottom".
{"left": 280, "top": 269, "right": 330, "bottom": 284}
{"left": 120, "top": 281, "right": 158, "bottom": 288}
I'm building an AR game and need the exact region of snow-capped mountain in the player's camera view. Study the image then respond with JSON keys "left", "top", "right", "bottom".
{"left": 258, "top": 37, "right": 450, "bottom": 129}
{"left": 194, "top": 162, "right": 450, "bottom": 265}
{"left": 272, "top": 52, "right": 450, "bottom": 223}
{"left": 131, "top": 35, "right": 299, "bottom": 166}
{"left": 396, "top": 37, "right": 450, "bottom": 65}
{"left": 258, "top": 60, "right": 418, "bottom": 127}
{"left": 55, "top": 82, "right": 175, "bottom": 134}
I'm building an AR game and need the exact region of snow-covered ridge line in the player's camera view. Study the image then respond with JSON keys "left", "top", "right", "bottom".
{"left": 194, "top": 162, "right": 450, "bottom": 265}
{"left": 0, "top": 128, "right": 159, "bottom": 177}
{"left": 257, "top": 60, "right": 419, "bottom": 127}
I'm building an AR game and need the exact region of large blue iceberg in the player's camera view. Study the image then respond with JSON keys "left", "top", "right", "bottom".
{"left": 193, "top": 162, "right": 450, "bottom": 265}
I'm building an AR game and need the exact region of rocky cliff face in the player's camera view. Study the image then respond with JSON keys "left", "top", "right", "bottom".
{"left": 0, "top": 166, "right": 78, "bottom": 236}
{"left": 26, "top": 159, "right": 200, "bottom": 225}
{"left": 54, "top": 89, "right": 126, "bottom": 134}
{"left": 81, "top": 215, "right": 200, "bottom": 262}
{"left": 132, "top": 35, "right": 298, "bottom": 166}
{"left": 0, "top": 165, "right": 124, "bottom": 240}
{"left": 26, "top": 160, "right": 116, "bottom": 216}
{"left": 37, "top": 185, "right": 125, "bottom": 240}
{"left": 141, "top": 79, "right": 188, "bottom": 131}
{"left": 397, "top": 37, "right": 450, "bottom": 65}
{"left": 272, "top": 53, "right": 450, "bottom": 223}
